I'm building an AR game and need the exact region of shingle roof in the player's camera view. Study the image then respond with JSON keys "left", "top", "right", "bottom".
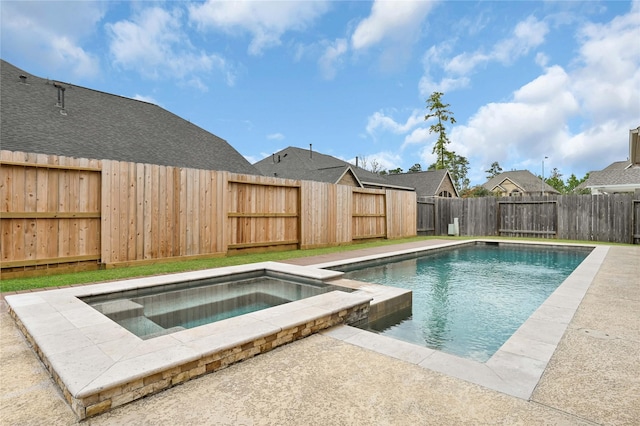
{"left": 0, "top": 60, "right": 260, "bottom": 175}
{"left": 602, "top": 160, "right": 632, "bottom": 171}
{"left": 582, "top": 166, "right": 640, "bottom": 186}
{"left": 383, "top": 170, "right": 458, "bottom": 197}
{"left": 482, "top": 170, "right": 561, "bottom": 194}
{"left": 253, "top": 147, "right": 413, "bottom": 190}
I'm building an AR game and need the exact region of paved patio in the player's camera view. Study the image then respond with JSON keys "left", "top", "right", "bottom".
{"left": 1, "top": 241, "right": 638, "bottom": 425}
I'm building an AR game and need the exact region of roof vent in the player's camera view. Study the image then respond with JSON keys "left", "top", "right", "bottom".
{"left": 54, "top": 83, "right": 66, "bottom": 111}
{"left": 19, "top": 75, "right": 27, "bottom": 84}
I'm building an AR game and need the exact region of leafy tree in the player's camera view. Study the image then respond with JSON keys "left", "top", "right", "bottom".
{"left": 485, "top": 161, "right": 503, "bottom": 179}
{"left": 566, "top": 172, "right": 590, "bottom": 193}
{"left": 425, "top": 92, "right": 456, "bottom": 169}
{"left": 461, "top": 185, "right": 494, "bottom": 198}
{"left": 388, "top": 167, "right": 403, "bottom": 174}
{"left": 428, "top": 152, "right": 469, "bottom": 191}
{"left": 545, "top": 167, "right": 565, "bottom": 193}
{"left": 408, "top": 163, "right": 422, "bottom": 173}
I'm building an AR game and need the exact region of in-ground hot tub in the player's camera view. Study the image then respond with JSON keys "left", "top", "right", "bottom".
{"left": 82, "top": 271, "right": 352, "bottom": 340}
{"left": 6, "top": 262, "right": 372, "bottom": 419}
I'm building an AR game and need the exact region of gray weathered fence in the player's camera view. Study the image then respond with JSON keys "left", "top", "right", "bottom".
{"left": 419, "top": 193, "right": 639, "bottom": 244}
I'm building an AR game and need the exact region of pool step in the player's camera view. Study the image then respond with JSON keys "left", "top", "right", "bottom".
{"left": 92, "top": 300, "right": 144, "bottom": 321}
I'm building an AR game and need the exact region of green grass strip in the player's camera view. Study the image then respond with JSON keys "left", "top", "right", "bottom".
{"left": 1, "top": 237, "right": 429, "bottom": 292}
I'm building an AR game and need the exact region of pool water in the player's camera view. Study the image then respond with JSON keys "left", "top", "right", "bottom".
{"left": 84, "top": 275, "right": 347, "bottom": 339}
{"left": 342, "top": 244, "right": 590, "bottom": 362}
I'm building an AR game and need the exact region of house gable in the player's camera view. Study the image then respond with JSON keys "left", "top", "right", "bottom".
{"left": 493, "top": 178, "right": 525, "bottom": 196}
{"left": 383, "top": 169, "right": 459, "bottom": 198}
{"left": 254, "top": 146, "right": 412, "bottom": 191}
{"left": 336, "top": 168, "right": 362, "bottom": 187}
{"left": 580, "top": 126, "right": 640, "bottom": 194}
{"left": 435, "top": 172, "right": 459, "bottom": 197}
{"left": 483, "top": 170, "right": 559, "bottom": 196}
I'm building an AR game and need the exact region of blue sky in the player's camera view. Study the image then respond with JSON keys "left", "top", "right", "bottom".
{"left": 2, "top": 1, "right": 639, "bottom": 186}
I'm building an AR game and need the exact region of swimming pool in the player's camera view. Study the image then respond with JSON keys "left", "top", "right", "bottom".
{"left": 340, "top": 243, "right": 591, "bottom": 361}
{"left": 82, "top": 274, "right": 349, "bottom": 339}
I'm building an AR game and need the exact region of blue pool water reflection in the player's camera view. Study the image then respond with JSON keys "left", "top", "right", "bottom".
{"left": 341, "top": 244, "right": 590, "bottom": 362}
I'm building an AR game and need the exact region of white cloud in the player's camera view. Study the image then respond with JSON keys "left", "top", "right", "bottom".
{"left": 418, "top": 43, "right": 471, "bottom": 96}
{"left": 267, "top": 133, "right": 285, "bottom": 140}
{"left": 492, "top": 16, "right": 549, "bottom": 63}
{"left": 0, "top": 1, "right": 103, "bottom": 78}
{"left": 444, "top": 16, "right": 549, "bottom": 76}
{"left": 243, "top": 154, "right": 260, "bottom": 164}
{"left": 366, "top": 110, "right": 424, "bottom": 136}
{"left": 107, "top": 7, "right": 233, "bottom": 89}
{"left": 403, "top": 127, "right": 434, "bottom": 147}
{"left": 419, "top": 15, "right": 549, "bottom": 97}
{"left": 351, "top": 1, "right": 435, "bottom": 50}
{"left": 318, "top": 38, "right": 348, "bottom": 80}
{"left": 451, "top": 66, "right": 579, "bottom": 165}
{"left": 419, "top": 75, "right": 470, "bottom": 97}
{"left": 535, "top": 52, "right": 549, "bottom": 67}
{"left": 350, "top": 0, "right": 436, "bottom": 71}
{"left": 570, "top": 5, "right": 640, "bottom": 124}
{"left": 132, "top": 94, "right": 158, "bottom": 104}
{"left": 348, "top": 151, "right": 403, "bottom": 171}
{"left": 188, "top": 0, "right": 330, "bottom": 55}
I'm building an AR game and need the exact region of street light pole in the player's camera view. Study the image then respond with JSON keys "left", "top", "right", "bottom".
{"left": 541, "top": 156, "right": 548, "bottom": 195}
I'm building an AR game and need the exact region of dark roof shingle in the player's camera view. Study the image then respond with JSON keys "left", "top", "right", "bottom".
{"left": 253, "top": 147, "right": 412, "bottom": 189}
{"left": 383, "top": 170, "right": 457, "bottom": 197}
{"left": 482, "top": 170, "right": 560, "bottom": 194}
{"left": 0, "top": 60, "right": 260, "bottom": 175}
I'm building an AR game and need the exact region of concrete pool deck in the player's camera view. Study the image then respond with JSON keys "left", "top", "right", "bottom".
{"left": 1, "top": 240, "right": 639, "bottom": 424}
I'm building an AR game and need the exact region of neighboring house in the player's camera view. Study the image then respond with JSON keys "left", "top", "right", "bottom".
{"left": 0, "top": 59, "right": 260, "bottom": 175}
{"left": 253, "top": 146, "right": 414, "bottom": 191}
{"left": 579, "top": 127, "right": 640, "bottom": 194}
{"left": 482, "top": 170, "right": 561, "bottom": 196}
{"left": 383, "top": 170, "right": 459, "bottom": 198}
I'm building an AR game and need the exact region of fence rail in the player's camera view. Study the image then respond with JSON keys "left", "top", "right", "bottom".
{"left": 0, "top": 151, "right": 102, "bottom": 272}
{"left": 1, "top": 150, "right": 416, "bottom": 277}
{"left": 419, "top": 194, "right": 639, "bottom": 244}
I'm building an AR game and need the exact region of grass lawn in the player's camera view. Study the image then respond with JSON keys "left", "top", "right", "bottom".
{"left": 1, "top": 236, "right": 438, "bottom": 293}
{"left": 1, "top": 236, "right": 625, "bottom": 293}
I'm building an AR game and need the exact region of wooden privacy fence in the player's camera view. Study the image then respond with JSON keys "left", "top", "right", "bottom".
{"left": 417, "top": 200, "right": 435, "bottom": 234}
{"left": 419, "top": 194, "right": 639, "bottom": 244}
{"left": 0, "top": 151, "right": 102, "bottom": 273}
{"left": 498, "top": 200, "right": 558, "bottom": 237}
{"left": 1, "top": 150, "right": 416, "bottom": 277}
{"left": 227, "top": 176, "right": 300, "bottom": 251}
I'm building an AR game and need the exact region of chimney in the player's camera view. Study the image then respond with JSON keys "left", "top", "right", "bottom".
{"left": 278, "top": 154, "right": 281, "bottom": 163}
{"left": 19, "top": 75, "right": 27, "bottom": 84}
{"left": 355, "top": 156, "right": 358, "bottom": 168}
{"left": 272, "top": 153, "right": 275, "bottom": 163}
{"left": 309, "top": 144, "right": 313, "bottom": 159}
